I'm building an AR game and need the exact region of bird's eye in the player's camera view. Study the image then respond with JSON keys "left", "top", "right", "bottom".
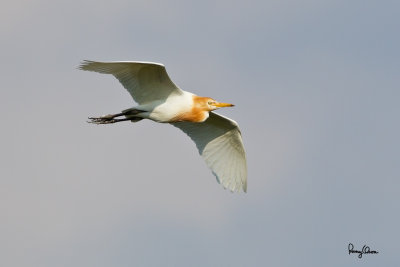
{"left": 208, "top": 101, "right": 214, "bottom": 105}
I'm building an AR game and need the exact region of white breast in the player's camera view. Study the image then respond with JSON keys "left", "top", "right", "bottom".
{"left": 138, "top": 91, "right": 195, "bottom": 122}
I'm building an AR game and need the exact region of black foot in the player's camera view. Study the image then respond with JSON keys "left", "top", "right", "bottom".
{"left": 87, "top": 113, "right": 134, "bottom": 124}
{"left": 88, "top": 113, "right": 123, "bottom": 124}
{"left": 88, "top": 116, "right": 114, "bottom": 124}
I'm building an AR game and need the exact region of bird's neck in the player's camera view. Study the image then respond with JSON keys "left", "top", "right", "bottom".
{"left": 170, "top": 95, "right": 210, "bottom": 123}
{"left": 171, "top": 109, "right": 209, "bottom": 123}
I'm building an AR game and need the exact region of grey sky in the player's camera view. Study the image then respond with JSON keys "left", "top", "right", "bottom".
{"left": 1, "top": 0, "right": 399, "bottom": 266}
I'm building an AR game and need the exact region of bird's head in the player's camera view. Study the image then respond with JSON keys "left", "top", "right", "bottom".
{"left": 202, "top": 97, "right": 234, "bottom": 111}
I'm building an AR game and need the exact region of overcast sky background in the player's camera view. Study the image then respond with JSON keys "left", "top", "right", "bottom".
{"left": 1, "top": 0, "right": 399, "bottom": 266}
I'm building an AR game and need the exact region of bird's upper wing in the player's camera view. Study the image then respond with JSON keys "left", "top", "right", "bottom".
{"left": 79, "top": 60, "right": 183, "bottom": 104}
{"left": 172, "top": 112, "right": 247, "bottom": 193}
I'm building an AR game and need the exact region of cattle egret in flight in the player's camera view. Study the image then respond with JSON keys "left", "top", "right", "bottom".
{"left": 79, "top": 61, "right": 247, "bottom": 192}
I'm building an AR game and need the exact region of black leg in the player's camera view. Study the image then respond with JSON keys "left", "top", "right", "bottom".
{"left": 88, "top": 117, "right": 136, "bottom": 124}
{"left": 88, "top": 109, "right": 145, "bottom": 124}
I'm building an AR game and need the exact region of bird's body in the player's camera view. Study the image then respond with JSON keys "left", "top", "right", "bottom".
{"left": 127, "top": 92, "right": 209, "bottom": 123}
{"left": 80, "top": 60, "right": 247, "bottom": 192}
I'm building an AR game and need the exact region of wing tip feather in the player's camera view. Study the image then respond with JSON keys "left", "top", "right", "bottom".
{"left": 219, "top": 176, "right": 247, "bottom": 193}
{"left": 78, "top": 60, "right": 165, "bottom": 71}
{"left": 78, "top": 60, "right": 96, "bottom": 71}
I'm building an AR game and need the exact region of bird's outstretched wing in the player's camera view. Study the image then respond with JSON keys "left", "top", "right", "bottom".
{"left": 79, "top": 61, "right": 183, "bottom": 104}
{"left": 172, "top": 112, "right": 247, "bottom": 193}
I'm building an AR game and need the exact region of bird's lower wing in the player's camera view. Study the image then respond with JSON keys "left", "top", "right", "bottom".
{"left": 79, "top": 61, "right": 183, "bottom": 104}
{"left": 172, "top": 112, "right": 247, "bottom": 193}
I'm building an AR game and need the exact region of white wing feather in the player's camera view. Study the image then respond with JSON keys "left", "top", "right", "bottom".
{"left": 172, "top": 112, "right": 247, "bottom": 192}
{"left": 79, "top": 60, "right": 183, "bottom": 104}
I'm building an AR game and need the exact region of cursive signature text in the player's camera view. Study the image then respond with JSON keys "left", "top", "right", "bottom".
{"left": 348, "top": 243, "right": 378, "bottom": 258}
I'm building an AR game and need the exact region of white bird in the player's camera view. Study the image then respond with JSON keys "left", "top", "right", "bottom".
{"left": 79, "top": 60, "right": 247, "bottom": 192}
